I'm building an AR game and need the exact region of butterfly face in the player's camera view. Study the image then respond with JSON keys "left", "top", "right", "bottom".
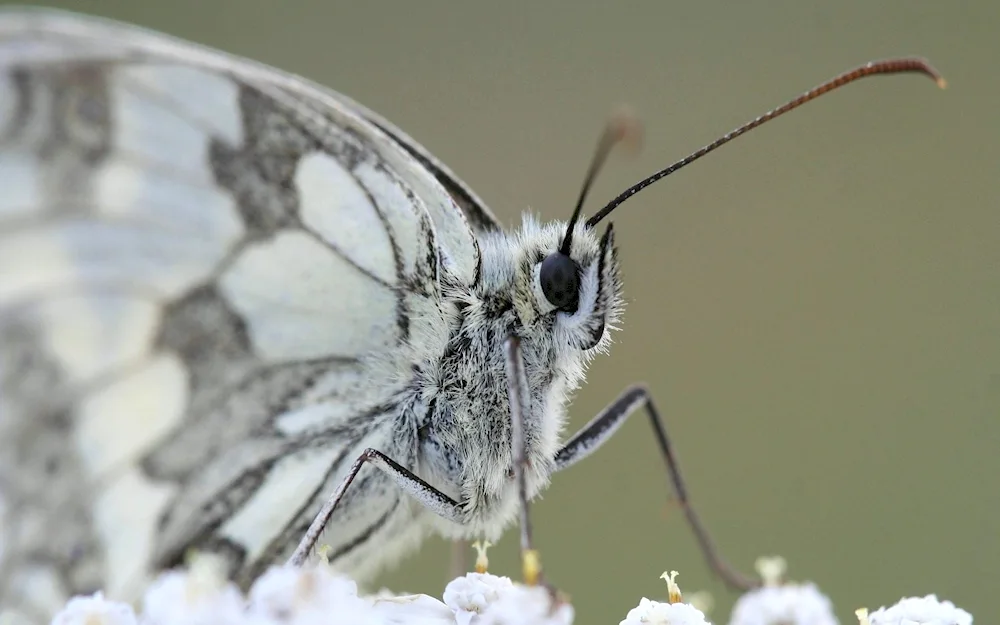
{"left": 514, "top": 217, "right": 622, "bottom": 355}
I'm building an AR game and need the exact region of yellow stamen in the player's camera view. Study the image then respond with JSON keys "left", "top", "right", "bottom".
{"left": 855, "top": 607, "right": 871, "bottom": 625}
{"left": 522, "top": 549, "right": 542, "bottom": 586}
{"left": 660, "top": 570, "right": 683, "bottom": 604}
{"left": 317, "top": 544, "right": 333, "bottom": 565}
{"left": 182, "top": 547, "right": 200, "bottom": 568}
{"left": 185, "top": 553, "right": 227, "bottom": 602}
{"left": 472, "top": 540, "right": 492, "bottom": 573}
{"left": 754, "top": 556, "right": 787, "bottom": 587}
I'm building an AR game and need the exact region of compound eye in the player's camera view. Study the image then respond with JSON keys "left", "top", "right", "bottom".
{"left": 539, "top": 252, "right": 580, "bottom": 312}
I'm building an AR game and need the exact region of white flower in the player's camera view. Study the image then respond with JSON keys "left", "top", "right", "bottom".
{"left": 443, "top": 572, "right": 515, "bottom": 625}
{"left": 479, "top": 585, "right": 573, "bottom": 625}
{"left": 620, "top": 597, "right": 709, "bottom": 625}
{"left": 728, "top": 555, "right": 836, "bottom": 625}
{"left": 140, "top": 568, "right": 245, "bottom": 625}
{"left": 246, "top": 564, "right": 379, "bottom": 625}
{"left": 863, "top": 595, "right": 972, "bottom": 625}
{"left": 728, "top": 583, "right": 837, "bottom": 625}
{"left": 620, "top": 570, "right": 709, "bottom": 625}
{"left": 443, "top": 568, "right": 574, "bottom": 625}
{"left": 50, "top": 592, "right": 138, "bottom": 625}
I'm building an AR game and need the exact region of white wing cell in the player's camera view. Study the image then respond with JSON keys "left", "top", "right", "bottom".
{"left": 296, "top": 152, "right": 397, "bottom": 286}
{"left": 219, "top": 229, "right": 399, "bottom": 362}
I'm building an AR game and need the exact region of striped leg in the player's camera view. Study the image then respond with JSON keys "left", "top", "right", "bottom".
{"left": 288, "top": 448, "right": 464, "bottom": 567}
{"left": 553, "top": 385, "right": 758, "bottom": 591}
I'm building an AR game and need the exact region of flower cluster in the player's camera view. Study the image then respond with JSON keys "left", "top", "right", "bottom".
{"left": 48, "top": 556, "right": 573, "bottom": 625}
{"left": 723, "top": 557, "right": 972, "bottom": 625}
{"left": 43, "top": 554, "right": 973, "bottom": 625}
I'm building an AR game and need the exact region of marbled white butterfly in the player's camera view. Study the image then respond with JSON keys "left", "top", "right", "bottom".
{"left": 0, "top": 7, "right": 944, "bottom": 622}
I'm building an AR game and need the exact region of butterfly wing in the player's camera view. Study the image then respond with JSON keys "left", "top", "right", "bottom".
{"left": 329, "top": 87, "right": 503, "bottom": 236}
{"left": 0, "top": 7, "right": 484, "bottom": 614}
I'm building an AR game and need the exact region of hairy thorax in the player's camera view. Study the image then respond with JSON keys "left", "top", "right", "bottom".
{"left": 412, "top": 216, "right": 623, "bottom": 539}
{"left": 415, "top": 308, "right": 567, "bottom": 539}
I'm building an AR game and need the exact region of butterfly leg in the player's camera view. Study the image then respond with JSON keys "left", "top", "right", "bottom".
{"left": 502, "top": 336, "right": 550, "bottom": 589}
{"left": 287, "top": 448, "right": 465, "bottom": 567}
{"left": 552, "top": 384, "right": 759, "bottom": 591}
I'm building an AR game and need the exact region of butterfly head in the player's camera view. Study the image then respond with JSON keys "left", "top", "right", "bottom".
{"left": 508, "top": 215, "right": 623, "bottom": 355}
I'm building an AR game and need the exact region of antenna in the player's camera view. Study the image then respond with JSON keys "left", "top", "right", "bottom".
{"left": 585, "top": 57, "right": 945, "bottom": 228}
{"left": 559, "top": 108, "right": 642, "bottom": 255}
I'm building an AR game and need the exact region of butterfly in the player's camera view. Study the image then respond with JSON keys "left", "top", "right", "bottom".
{"left": 0, "top": 7, "right": 944, "bottom": 623}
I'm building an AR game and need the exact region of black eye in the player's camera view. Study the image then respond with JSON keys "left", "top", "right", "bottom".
{"left": 539, "top": 252, "right": 580, "bottom": 312}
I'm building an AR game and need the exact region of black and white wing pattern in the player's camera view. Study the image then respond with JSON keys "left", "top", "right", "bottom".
{"left": 0, "top": 7, "right": 497, "bottom": 617}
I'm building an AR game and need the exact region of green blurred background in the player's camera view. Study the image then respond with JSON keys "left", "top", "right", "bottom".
{"left": 9, "top": 1, "right": 997, "bottom": 623}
